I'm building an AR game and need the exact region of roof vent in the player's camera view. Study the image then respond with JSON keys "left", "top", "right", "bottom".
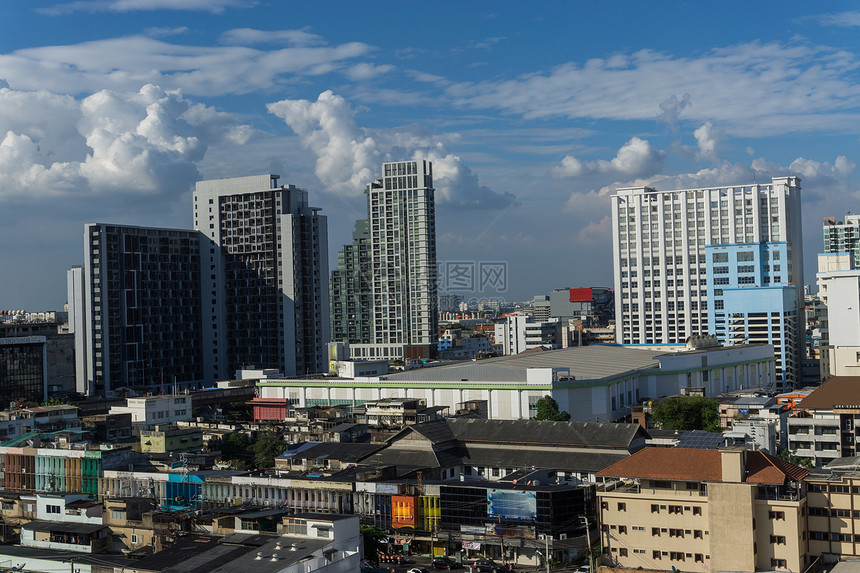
{"left": 274, "top": 541, "right": 282, "bottom": 550}
{"left": 270, "top": 553, "right": 279, "bottom": 561}
{"left": 255, "top": 552, "right": 263, "bottom": 560}
{"left": 290, "top": 543, "right": 298, "bottom": 551}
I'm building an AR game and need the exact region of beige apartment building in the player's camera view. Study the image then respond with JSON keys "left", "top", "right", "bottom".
{"left": 804, "top": 461, "right": 860, "bottom": 559}
{"left": 596, "top": 447, "right": 809, "bottom": 572}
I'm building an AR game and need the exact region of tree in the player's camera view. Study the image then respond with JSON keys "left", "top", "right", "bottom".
{"left": 777, "top": 448, "right": 814, "bottom": 469}
{"left": 651, "top": 396, "right": 721, "bottom": 432}
{"left": 361, "top": 525, "right": 388, "bottom": 561}
{"left": 252, "top": 430, "right": 286, "bottom": 468}
{"left": 221, "top": 431, "right": 253, "bottom": 469}
{"left": 534, "top": 395, "right": 571, "bottom": 421}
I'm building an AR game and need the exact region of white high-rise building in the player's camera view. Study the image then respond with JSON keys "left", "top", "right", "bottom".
{"left": 363, "top": 160, "right": 437, "bottom": 361}
{"left": 611, "top": 177, "right": 804, "bottom": 388}
{"left": 817, "top": 252, "right": 860, "bottom": 377}
{"left": 194, "top": 174, "right": 329, "bottom": 379}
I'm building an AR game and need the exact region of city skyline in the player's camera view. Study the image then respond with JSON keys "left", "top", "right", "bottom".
{"left": 1, "top": 2, "right": 860, "bottom": 309}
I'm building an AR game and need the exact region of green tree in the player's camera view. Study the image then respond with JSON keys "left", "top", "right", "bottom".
{"left": 534, "top": 395, "right": 571, "bottom": 421}
{"left": 360, "top": 525, "right": 388, "bottom": 561}
{"left": 651, "top": 396, "right": 721, "bottom": 432}
{"left": 221, "top": 431, "right": 253, "bottom": 469}
{"left": 252, "top": 430, "right": 286, "bottom": 468}
{"left": 777, "top": 448, "right": 814, "bottom": 469}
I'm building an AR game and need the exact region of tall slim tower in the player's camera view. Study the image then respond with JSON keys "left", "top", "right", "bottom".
{"left": 364, "top": 160, "right": 438, "bottom": 360}
{"left": 194, "top": 174, "right": 329, "bottom": 378}
{"left": 611, "top": 176, "right": 804, "bottom": 389}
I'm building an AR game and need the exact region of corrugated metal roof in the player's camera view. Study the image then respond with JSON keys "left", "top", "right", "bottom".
{"left": 383, "top": 345, "right": 664, "bottom": 383}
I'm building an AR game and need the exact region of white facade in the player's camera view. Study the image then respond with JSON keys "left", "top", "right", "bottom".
{"left": 494, "top": 314, "right": 529, "bottom": 355}
{"left": 494, "top": 314, "right": 561, "bottom": 355}
{"left": 366, "top": 161, "right": 437, "bottom": 360}
{"left": 611, "top": 176, "right": 803, "bottom": 348}
{"left": 817, "top": 252, "right": 860, "bottom": 377}
{"left": 109, "top": 395, "right": 192, "bottom": 429}
{"left": 256, "top": 344, "right": 775, "bottom": 422}
{"left": 66, "top": 266, "right": 88, "bottom": 395}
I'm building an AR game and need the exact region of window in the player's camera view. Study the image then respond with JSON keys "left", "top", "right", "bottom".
{"left": 693, "top": 506, "right": 702, "bottom": 516}
{"left": 600, "top": 501, "right": 609, "bottom": 510}
{"left": 770, "top": 535, "right": 786, "bottom": 545}
{"left": 668, "top": 505, "right": 683, "bottom": 515}
{"left": 316, "top": 527, "right": 330, "bottom": 538}
{"left": 46, "top": 505, "right": 60, "bottom": 514}
{"left": 769, "top": 510, "right": 785, "bottom": 520}
{"left": 669, "top": 529, "right": 684, "bottom": 538}
{"left": 771, "top": 559, "right": 787, "bottom": 569}
{"left": 131, "top": 533, "right": 139, "bottom": 544}
{"left": 286, "top": 519, "right": 307, "bottom": 535}
{"left": 651, "top": 504, "right": 659, "bottom": 513}
{"left": 617, "top": 502, "right": 626, "bottom": 511}
{"left": 694, "top": 530, "right": 703, "bottom": 539}
{"left": 619, "top": 548, "right": 628, "bottom": 557}
{"left": 713, "top": 253, "right": 728, "bottom": 263}
{"left": 652, "top": 551, "right": 661, "bottom": 560}
{"left": 669, "top": 552, "right": 685, "bottom": 561}
{"left": 652, "top": 527, "right": 660, "bottom": 537}
{"left": 618, "top": 525, "right": 627, "bottom": 534}
{"left": 111, "top": 510, "right": 126, "bottom": 520}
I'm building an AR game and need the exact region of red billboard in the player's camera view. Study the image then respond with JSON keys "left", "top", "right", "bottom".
{"left": 569, "top": 288, "right": 593, "bottom": 302}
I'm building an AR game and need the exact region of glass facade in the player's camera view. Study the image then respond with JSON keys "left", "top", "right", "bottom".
{"left": 0, "top": 338, "right": 45, "bottom": 404}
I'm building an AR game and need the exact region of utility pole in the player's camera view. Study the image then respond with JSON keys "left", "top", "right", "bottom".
{"left": 544, "top": 534, "right": 550, "bottom": 573}
{"left": 580, "top": 516, "right": 593, "bottom": 571}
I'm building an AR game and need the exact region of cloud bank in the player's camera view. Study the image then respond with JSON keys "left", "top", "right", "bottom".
{"left": 0, "top": 82, "right": 249, "bottom": 202}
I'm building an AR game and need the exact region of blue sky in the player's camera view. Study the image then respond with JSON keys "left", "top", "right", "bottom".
{"left": 1, "top": 0, "right": 859, "bottom": 309}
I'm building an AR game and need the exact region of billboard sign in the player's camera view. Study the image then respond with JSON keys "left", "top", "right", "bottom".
{"left": 486, "top": 489, "right": 537, "bottom": 521}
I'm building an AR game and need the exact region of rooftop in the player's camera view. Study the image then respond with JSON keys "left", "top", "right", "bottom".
{"left": 596, "top": 447, "right": 808, "bottom": 485}
{"left": 797, "top": 376, "right": 860, "bottom": 410}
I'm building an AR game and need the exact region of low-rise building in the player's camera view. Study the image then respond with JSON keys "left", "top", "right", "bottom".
{"left": 788, "top": 376, "right": 860, "bottom": 467}
{"left": 256, "top": 344, "right": 776, "bottom": 422}
{"left": 109, "top": 394, "right": 193, "bottom": 431}
{"left": 596, "top": 447, "right": 809, "bottom": 573}
{"left": 140, "top": 424, "right": 203, "bottom": 453}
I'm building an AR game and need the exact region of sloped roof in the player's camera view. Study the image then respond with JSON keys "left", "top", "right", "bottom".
{"left": 447, "top": 418, "right": 645, "bottom": 450}
{"left": 796, "top": 376, "right": 860, "bottom": 410}
{"left": 597, "top": 447, "right": 809, "bottom": 484}
{"left": 384, "top": 419, "right": 456, "bottom": 446}
{"left": 745, "top": 450, "right": 809, "bottom": 484}
{"left": 285, "top": 442, "right": 382, "bottom": 462}
{"left": 596, "top": 448, "right": 723, "bottom": 481}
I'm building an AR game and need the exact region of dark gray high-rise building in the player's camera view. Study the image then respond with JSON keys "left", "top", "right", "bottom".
{"left": 194, "top": 174, "right": 329, "bottom": 378}
{"left": 330, "top": 219, "right": 372, "bottom": 345}
{"left": 73, "top": 224, "right": 206, "bottom": 396}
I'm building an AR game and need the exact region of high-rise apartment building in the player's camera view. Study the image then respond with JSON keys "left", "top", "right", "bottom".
{"left": 194, "top": 174, "right": 329, "bottom": 378}
{"left": 331, "top": 160, "right": 438, "bottom": 361}
{"left": 823, "top": 214, "right": 860, "bottom": 258}
{"left": 330, "top": 219, "right": 372, "bottom": 345}
{"left": 611, "top": 177, "right": 803, "bottom": 389}
{"left": 72, "top": 224, "right": 206, "bottom": 396}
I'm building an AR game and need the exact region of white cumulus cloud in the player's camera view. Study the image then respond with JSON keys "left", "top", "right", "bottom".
{"left": 266, "top": 90, "right": 515, "bottom": 209}
{"left": 553, "top": 137, "right": 665, "bottom": 179}
{"left": 694, "top": 122, "right": 725, "bottom": 162}
{"left": 0, "top": 83, "right": 250, "bottom": 201}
